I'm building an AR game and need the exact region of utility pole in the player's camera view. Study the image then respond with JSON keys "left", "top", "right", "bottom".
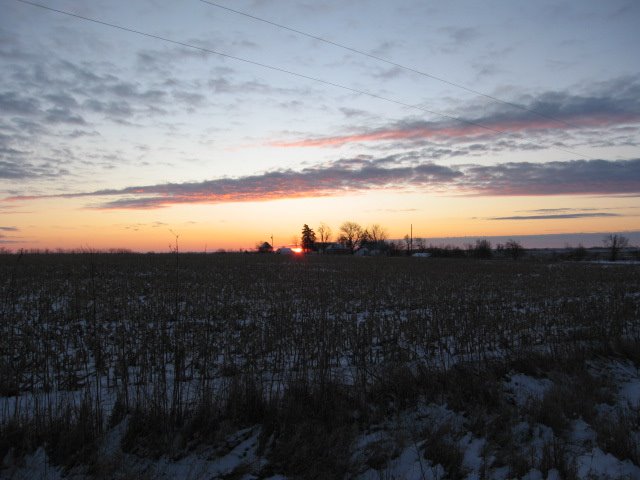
{"left": 270, "top": 234, "right": 274, "bottom": 251}
{"left": 410, "top": 224, "right": 413, "bottom": 255}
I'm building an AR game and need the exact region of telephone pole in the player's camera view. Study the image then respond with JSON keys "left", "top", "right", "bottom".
{"left": 410, "top": 224, "right": 413, "bottom": 255}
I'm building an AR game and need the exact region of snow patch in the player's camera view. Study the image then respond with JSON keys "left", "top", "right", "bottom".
{"left": 505, "top": 373, "right": 552, "bottom": 407}
{"left": 576, "top": 447, "right": 640, "bottom": 479}
{"left": 1, "top": 447, "right": 62, "bottom": 480}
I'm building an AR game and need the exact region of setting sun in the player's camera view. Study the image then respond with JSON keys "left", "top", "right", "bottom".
{"left": 0, "top": 0, "right": 638, "bottom": 252}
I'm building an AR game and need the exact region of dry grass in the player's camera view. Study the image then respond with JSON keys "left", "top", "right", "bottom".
{"left": 1, "top": 252, "right": 639, "bottom": 474}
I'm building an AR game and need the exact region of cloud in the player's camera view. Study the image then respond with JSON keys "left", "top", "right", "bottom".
{"left": 206, "top": 77, "right": 303, "bottom": 97}
{"left": 172, "top": 91, "right": 206, "bottom": 107}
{"left": 88, "top": 160, "right": 459, "bottom": 209}
{"left": 83, "top": 98, "right": 133, "bottom": 117}
{"left": 0, "top": 224, "right": 20, "bottom": 244}
{"left": 489, "top": 213, "right": 621, "bottom": 220}
{"left": 45, "top": 107, "right": 86, "bottom": 125}
{"left": 525, "top": 208, "right": 591, "bottom": 213}
{"left": 371, "top": 208, "right": 420, "bottom": 213}
{"left": 339, "top": 107, "right": 370, "bottom": 119}
{"left": 0, "top": 160, "right": 33, "bottom": 179}
{"left": 0, "top": 205, "right": 32, "bottom": 214}
{"left": 0, "top": 158, "right": 69, "bottom": 180}
{"left": 102, "top": 82, "right": 166, "bottom": 103}
{"left": 271, "top": 76, "right": 640, "bottom": 148}
{"left": 0, "top": 49, "right": 236, "bottom": 182}
{"left": 519, "top": 207, "right": 628, "bottom": 214}
{"left": 4, "top": 156, "right": 461, "bottom": 209}
{"left": 461, "top": 159, "right": 640, "bottom": 196}
{"left": 0, "top": 92, "right": 40, "bottom": 115}
{"left": 372, "top": 66, "right": 405, "bottom": 80}
{"left": 4, "top": 157, "right": 639, "bottom": 209}
{"left": 369, "top": 40, "right": 399, "bottom": 57}
{"left": 472, "top": 61, "right": 502, "bottom": 81}
{"left": 438, "top": 26, "right": 480, "bottom": 51}
{"left": 2, "top": 52, "right": 216, "bottom": 131}
{"left": 44, "top": 92, "right": 79, "bottom": 109}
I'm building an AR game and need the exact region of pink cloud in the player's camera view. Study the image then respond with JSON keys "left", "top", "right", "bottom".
{"left": 4, "top": 158, "right": 639, "bottom": 210}
{"left": 270, "top": 112, "right": 639, "bottom": 148}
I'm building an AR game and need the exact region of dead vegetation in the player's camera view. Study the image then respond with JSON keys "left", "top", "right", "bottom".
{"left": 1, "top": 252, "right": 639, "bottom": 477}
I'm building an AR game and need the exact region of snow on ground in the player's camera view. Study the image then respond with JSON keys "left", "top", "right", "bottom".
{"left": 350, "top": 363, "right": 640, "bottom": 480}
{"left": 588, "top": 260, "right": 640, "bottom": 265}
{"left": 459, "top": 433, "right": 486, "bottom": 479}
{"left": 2, "top": 360, "right": 640, "bottom": 479}
{"left": 570, "top": 418, "right": 597, "bottom": 446}
{"left": 354, "top": 443, "right": 435, "bottom": 480}
{"left": 1, "top": 447, "right": 63, "bottom": 480}
{"left": 613, "top": 363, "right": 640, "bottom": 408}
{"left": 1, "top": 424, "right": 265, "bottom": 480}
{"left": 504, "top": 373, "right": 553, "bottom": 407}
{"left": 622, "top": 379, "right": 640, "bottom": 407}
{"left": 576, "top": 448, "right": 640, "bottom": 479}
{"left": 113, "top": 426, "right": 264, "bottom": 480}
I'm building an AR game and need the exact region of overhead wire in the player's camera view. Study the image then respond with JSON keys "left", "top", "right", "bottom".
{"left": 198, "top": 0, "right": 581, "bottom": 130}
{"left": 14, "top": 0, "right": 592, "bottom": 160}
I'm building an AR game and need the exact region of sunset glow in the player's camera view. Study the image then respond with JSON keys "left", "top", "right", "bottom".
{"left": 1, "top": 1, "right": 639, "bottom": 251}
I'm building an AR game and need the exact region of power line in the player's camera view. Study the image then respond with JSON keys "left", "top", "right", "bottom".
{"left": 14, "top": 0, "right": 592, "bottom": 160}
{"left": 199, "top": 0, "right": 580, "bottom": 130}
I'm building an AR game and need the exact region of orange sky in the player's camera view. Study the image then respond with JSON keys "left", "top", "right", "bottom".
{"left": 4, "top": 191, "right": 637, "bottom": 251}
{"left": 1, "top": 1, "right": 639, "bottom": 251}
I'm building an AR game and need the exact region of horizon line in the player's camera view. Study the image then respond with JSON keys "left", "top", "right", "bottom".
{"left": 3, "top": 230, "right": 639, "bottom": 253}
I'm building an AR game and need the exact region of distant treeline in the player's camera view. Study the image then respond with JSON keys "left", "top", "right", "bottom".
{"left": 0, "top": 247, "right": 134, "bottom": 254}
{"left": 2, "top": 234, "right": 636, "bottom": 262}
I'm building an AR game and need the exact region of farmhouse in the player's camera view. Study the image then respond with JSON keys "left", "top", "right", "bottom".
{"left": 257, "top": 242, "right": 273, "bottom": 253}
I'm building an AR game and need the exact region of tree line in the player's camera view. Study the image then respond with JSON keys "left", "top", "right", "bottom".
{"left": 256, "top": 224, "right": 634, "bottom": 261}
{"left": 259, "top": 221, "right": 525, "bottom": 258}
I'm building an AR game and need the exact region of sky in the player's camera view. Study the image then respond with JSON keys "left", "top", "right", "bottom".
{"left": 1, "top": 0, "right": 639, "bottom": 251}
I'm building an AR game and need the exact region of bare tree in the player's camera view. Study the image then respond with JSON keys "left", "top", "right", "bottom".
{"left": 404, "top": 234, "right": 412, "bottom": 255}
{"left": 318, "top": 222, "right": 332, "bottom": 244}
{"left": 504, "top": 239, "right": 524, "bottom": 260}
{"left": 604, "top": 234, "right": 628, "bottom": 261}
{"left": 338, "top": 221, "right": 363, "bottom": 253}
{"left": 471, "top": 239, "right": 492, "bottom": 259}
{"left": 368, "top": 224, "right": 388, "bottom": 243}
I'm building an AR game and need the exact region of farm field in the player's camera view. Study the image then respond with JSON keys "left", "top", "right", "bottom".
{"left": 1, "top": 253, "right": 639, "bottom": 479}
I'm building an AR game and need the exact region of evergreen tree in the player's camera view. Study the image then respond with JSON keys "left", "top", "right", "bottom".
{"left": 301, "top": 224, "right": 316, "bottom": 252}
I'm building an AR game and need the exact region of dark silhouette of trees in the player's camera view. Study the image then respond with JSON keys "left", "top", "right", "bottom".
{"left": 403, "top": 235, "right": 412, "bottom": 255}
{"left": 317, "top": 222, "right": 332, "bottom": 244}
{"left": 566, "top": 243, "right": 587, "bottom": 261}
{"left": 471, "top": 239, "right": 492, "bottom": 259}
{"left": 426, "top": 244, "right": 465, "bottom": 258}
{"left": 604, "top": 234, "right": 628, "bottom": 261}
{"left": 256, "top": 241, "right": 273, "bottom": 253}
{"left": 368, "top": 224, "right": 388, "bottom": 243}
{"left": 338, "top": 221, "right": 363, "bottom": 253}
{"left": 357, "top": 224, "right": 389, "bottom": 253}
{"left": 301, "top": 224, "right": 316, "bottom": 253}
{"left": 504, "top": 239, "right": 524, "bottom": 260}
{"left": 360, "top": 229, "right": 371, "bottom": 247}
